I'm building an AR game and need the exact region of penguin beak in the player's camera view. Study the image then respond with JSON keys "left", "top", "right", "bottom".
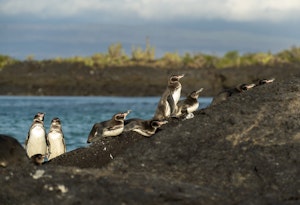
{"left": 123, "top": 110, "right": 131, "bottom": 118}
{"left": 265, "top": 78, "right": 275, "bottom": 83}
{"left": 177, "top": 74, "right": 185, "bottom": 79}
{"left": 195, "top": 88, "right": 204, "bottom": 94}
{"left": 158, "top": 121, "right": 168, "bottom": 126}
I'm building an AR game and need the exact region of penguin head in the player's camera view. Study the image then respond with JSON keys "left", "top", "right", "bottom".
{"left": 190, "top": 88, "right": 204, "bottom": 99}
{"left": 31, "top": 154, "right": 45, "bottom": 165}
{"left": 34, "top": 112, "right": 45, "bottom": 121}
{"left": 151, "top": 120, "right": 168, "bottom": 128}
{"left": 169, "top": 74, "right": 184, "bottom": 83}
{"left": 258, "top": 78, "right": 275, "bottom": 85}
{"left": 237, "top": 83, "right": 256, "bottom": 92}
{"left": 51, "top": 117, "right": 61, "bottom": 126}
{"left": 114, "top": 110, "right": 131, "bottom": 122}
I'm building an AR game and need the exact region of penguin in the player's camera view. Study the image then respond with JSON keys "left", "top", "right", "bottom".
{"left": 25, "top": 112, "right": 48, "bottom": 160}
{"left": 211, "top": 83, "right": 256, "bottom": 106}
{"left": 256, "top": 78, "right": 275, "bottom": 86}
{"left": 47, "top": 117, "right": 66, "bottom": 160}
{"left": 31, "top": 154, "right": 45, "bottom": 166}
{"left": 0, "top": 134, "right": 28, "bottom": 168}
{"left": 124, "top": 119, "right": 168, "bottom": 137}
{"left": 175, "top": 88, "right": 204, "bottom": 119}
{"left": 87, "top": 110, "right": 131, "bottom": 143}
{"left": 153, "top": 74, "right": 184, "bottom": 120}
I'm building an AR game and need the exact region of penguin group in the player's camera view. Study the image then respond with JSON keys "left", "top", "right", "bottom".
{"left": 25, "top": 113, "right": 66, "bottom": 163}
{"left": 87, "top": 74, "right": 205, "bottom": 143}
{"left": 0, "top": 74, "right": 274, "bottom": 168}
{"left": 86, "top": 75, "right": 275, "bottom": 143}
{"left": 211, "top": 78, "right": 275, "bottom": 106}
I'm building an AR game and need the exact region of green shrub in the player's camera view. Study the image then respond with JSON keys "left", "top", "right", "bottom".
{"left": 0, "top": 55, "right": 16, "bottom": 69}
{"left": 276, "top": 46, "right": 300, "bottom": 63}
{"left": 131, "top": 38, "right": 155, "bottom": 62}
{"left": 108, "top": 43, "right": 125, "bottom": 59}
{"left": 2, "top": 45, "right": 300, "bottom": 70}
{"left": 215, "top": 50, "right": 240, "bottom": 68}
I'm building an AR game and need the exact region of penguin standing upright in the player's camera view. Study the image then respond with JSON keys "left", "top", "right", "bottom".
{"left": 153, "top": 74, "right": 184, "bottom": 120}
{"left": 47, "top": 117, "right": 66, "bottom": 160}
{"left": 124, "top": 118, "right": 168, "bottom": 137}
{"left": 25, "top": 112, "right": 48, "bottom": 160}
{"left": 87, "top": 110, "right": 131, "bottom": 143}
{"left": 176, "top": 88, "right": 204, "bottom": 119}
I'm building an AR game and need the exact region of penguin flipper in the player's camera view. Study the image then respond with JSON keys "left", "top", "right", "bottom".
{"left": 25, "top": 136, "right": 29, "bottom": 148}
{"left": 167, "top": 95, "right": 176, "bottom": 115}
{"left": 62, "top": 137, "right": 66, "bottom": 153}
{"left": 87, "top": 123, "right": 103, "bottom": 143}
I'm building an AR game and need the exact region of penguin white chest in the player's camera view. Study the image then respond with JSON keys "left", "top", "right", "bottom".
{"left": 187, "top": 103, "right": 199, "bottom": 113}
{"left": 26, "top": 126, "right": 47, "bottom": 158}
{"left": 48, "top": 131, "right": 65, "bottom": 160}
{"left": 164, "top": 103, "right": 171, "bottom": 116}
{"left": 103, "top": 127, "right": 124, "bottom": 137}
{"left": 172, "top": 88, "right": 182, "bottom": 104}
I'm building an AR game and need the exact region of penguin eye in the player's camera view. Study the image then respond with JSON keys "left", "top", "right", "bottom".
{"left": 115, "top": 114, "right": 124, "bottom": 120}
{"left": 260, "top": 80, "right": 266, "bottom": 84}
{"left": 171, "top": 77, "right": 178, "bottom": 82}
{"left": 151, "top": 121, "right": 159, "bottom": 127}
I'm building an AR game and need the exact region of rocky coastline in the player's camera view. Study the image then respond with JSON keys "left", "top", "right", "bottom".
{"left": 0, "top": 76, "right": 299, "bottom": 204}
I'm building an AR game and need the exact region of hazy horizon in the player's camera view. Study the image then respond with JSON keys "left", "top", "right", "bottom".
{"left": 1, "top": 0, "right": 300, "bottom": 60}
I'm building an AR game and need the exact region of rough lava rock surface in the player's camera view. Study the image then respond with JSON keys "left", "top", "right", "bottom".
{"left": 1, "top": 62, "right": 300, "bottom": 96}
{"left": 1, "top": 77, "right": 300, "bottom": 205}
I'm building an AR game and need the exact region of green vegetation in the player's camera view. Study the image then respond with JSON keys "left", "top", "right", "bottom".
{"left": 1, "top": 43, "right": 300, "bottom": 70}
{"left": 0, "top": 55, "right": 18, "bottom": 69}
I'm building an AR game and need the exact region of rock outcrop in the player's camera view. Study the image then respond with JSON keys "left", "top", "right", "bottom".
{"left": 1, "top": 61, "right": 300, "bottom": 96}
{"left": 1, "top": 77, "right": 299, "bottom": 205}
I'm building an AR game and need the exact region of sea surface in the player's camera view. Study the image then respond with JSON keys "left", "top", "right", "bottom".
{"left": 0, "top": 96, "right": 212, "bottom": 152}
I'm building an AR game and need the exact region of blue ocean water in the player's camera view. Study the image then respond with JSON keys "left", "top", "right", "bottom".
{"left": 0, "top": 96, "right": 212, "bottom": 151}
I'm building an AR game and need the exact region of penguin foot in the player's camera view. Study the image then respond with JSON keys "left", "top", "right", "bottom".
{"left": 185, "top": 113, "right": 194, "bottom": 120}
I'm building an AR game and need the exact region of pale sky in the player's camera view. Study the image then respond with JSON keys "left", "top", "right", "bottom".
{"left": 1, "top": 0, "right": 300, "bottom": 59}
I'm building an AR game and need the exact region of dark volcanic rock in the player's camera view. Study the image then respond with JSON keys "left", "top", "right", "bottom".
{"left": 1, "top": 61, "right": 300, "bottom": 96}
{"left": 1, "top": 77, "right": 300, "bottom": 204}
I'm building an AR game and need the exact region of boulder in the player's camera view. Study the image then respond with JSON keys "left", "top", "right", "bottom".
{"left": 1, "top": 77, "right": 299, "bottom": 204}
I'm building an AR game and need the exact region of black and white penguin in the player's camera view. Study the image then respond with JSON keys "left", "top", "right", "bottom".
{"left": 25, "top": 112, "right": 48, "bottom": 160}
{"left": 256, "top": 78, "right": 275, "bottom": 86}
{"left": 175, "top": 88, "right": 204, "bottom": 119}
{"left": 0, "top": 134, "right": 28, "bottom": 168}
{"left": 211, "top": 83, "right": 256, "bottom": 106}
{"left": 87, "top": 110, "right": 131, "bottom": 143}
{"left": 153, "top": 74, "right": 184, "bottom": 120}
{"left": 124, "top": 119, "right": 168, "bottom": 137}
{"left": 47, "top": 117, "right": 66, "bottom": 160}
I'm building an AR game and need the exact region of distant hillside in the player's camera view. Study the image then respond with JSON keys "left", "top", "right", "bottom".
{"left": 1, "top": 60, "right": 300, "bottom": 96}
{"left": 1, "top": 46, "right": 300, "bottom": 96}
